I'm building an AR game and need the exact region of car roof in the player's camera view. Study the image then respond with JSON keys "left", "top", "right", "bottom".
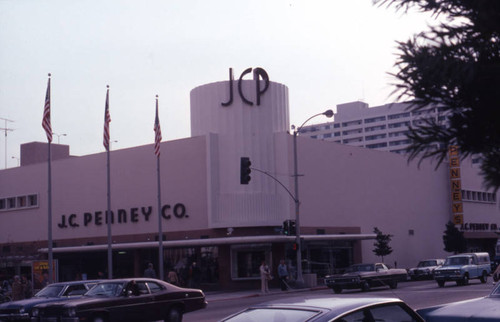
{"left": 95, "top": 278, "right": 160, "bottom": 283}
{"left": 49, "top": 280, "right": 101, "bottom": 286}
{"left": 250, "top": 296, "right": 405, "bottom": 316}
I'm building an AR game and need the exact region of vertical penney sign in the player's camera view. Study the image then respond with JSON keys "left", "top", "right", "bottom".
{"left": 449, "top": 145, "right": 463, "bottom": 225}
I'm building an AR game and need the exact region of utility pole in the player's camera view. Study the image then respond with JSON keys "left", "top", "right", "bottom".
{"left": 0, "top": 117, "right": 15, "bottom": 169}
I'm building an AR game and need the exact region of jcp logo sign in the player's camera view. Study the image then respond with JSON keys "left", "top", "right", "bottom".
{"left": 221, "top": 67, "right": 270, "bottom": 106}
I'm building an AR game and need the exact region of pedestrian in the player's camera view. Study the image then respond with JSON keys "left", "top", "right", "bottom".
{"left": 144, "top": 263, "right": 157, "bottom": 278}
{"left": 278, "top": 259, "right": 288, "bottom": 291}
{"left": 11, "top": 276, "right": 24, "bottom": 301}
{"left": 167, "top": 268, "right": 179, "bottom": 286}
{"left": 22, "top": 275, "right": 33, "bottom": 299}
{"left": 188, "top": 262, "right": 201, "bottom": 288}
{"left": 259, "top": 261, "right": 270, "bottom": 293}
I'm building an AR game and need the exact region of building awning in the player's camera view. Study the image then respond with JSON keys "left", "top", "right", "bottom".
{"left": 39, "top": 234, "right": 377, "bottom": 253}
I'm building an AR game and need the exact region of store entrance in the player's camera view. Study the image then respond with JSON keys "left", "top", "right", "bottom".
{"left": 302, "top": 240, "right": 355, "bottom": 277}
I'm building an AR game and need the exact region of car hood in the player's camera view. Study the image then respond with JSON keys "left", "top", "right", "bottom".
{"left": 0, "top": 297, "right": 71, "bottom": 310}
{"left": 409, "top": 266, "right": 437, "bottom": 271}
{"left": 35, "top": 296, "right": 113, "bottom": 309}
{"left": 328, "top": 272, "right": 369, "bottom": 278}
{"left": 435, "top": 265, "right": 463, "bottom": 270}
{"left": 418, "top": 297, "right": 499, "bottom": 321}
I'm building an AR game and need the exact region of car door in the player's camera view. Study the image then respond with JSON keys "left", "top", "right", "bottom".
{"left": 109, "top": 281, "right": 155, "bottom": 322}
{"left": 374, "top": 264, "right": 390, "bottom": 286}
{"left": 148, "top": 281, "right": 173, "bottom": 319}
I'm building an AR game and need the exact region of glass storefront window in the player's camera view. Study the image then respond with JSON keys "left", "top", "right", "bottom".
{"left": 231, "top": 244, "right": 271, "bottom": 280}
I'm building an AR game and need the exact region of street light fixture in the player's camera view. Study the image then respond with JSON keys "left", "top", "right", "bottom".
{"left": 293, "top": 109, "right": 334, "bottom": 286}
{"left": 52, "top": 132, "right": 67, "bottom": 144}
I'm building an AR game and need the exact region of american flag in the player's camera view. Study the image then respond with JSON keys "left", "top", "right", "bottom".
{"left": 42, "top": 74, "right": 52, "bottom": 143}
{"left": 154, "top": 95, "right": 162, "bottom": 157}
{"left": 103, "top": 86, "right": 111, "bottom": 151}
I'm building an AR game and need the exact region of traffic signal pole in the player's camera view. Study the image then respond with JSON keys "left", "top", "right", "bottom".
{"left": 238, "top": 108, "right": 333, "bottom": 288}
{"left": 293, "top": 130, "right": 304, "bottom": 286}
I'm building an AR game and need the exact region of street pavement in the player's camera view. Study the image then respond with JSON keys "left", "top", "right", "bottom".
{"left": 205, "top": 285, "right": 329, "bottom": 302}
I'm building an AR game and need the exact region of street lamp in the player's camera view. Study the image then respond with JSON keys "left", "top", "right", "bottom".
{"left": 52, "top": 132, "right": 67, "bottom": 144}
{"left": 292, "top": 109, "right": 334, "bottom": 286}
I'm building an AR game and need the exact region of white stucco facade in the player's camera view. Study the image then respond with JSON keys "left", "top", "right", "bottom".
{"left": 1, "top": 71, "right": 499, "bottom": 288}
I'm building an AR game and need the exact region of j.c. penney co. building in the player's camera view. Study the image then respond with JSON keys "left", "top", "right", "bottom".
{"left": 1, "top": 69, "right": 499, "bottom": 290}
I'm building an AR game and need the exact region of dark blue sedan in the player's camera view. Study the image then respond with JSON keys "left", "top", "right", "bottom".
{"left": 418, "top": 281, "right": 500, "bottom": 321}
{"left": 0, "top": 280, "right": 99, "bottom": 321}
{"left": 220, "top": 296, "right": 424, "bottom": 321}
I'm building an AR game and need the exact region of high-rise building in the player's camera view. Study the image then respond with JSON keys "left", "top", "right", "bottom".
{"left": 299, "top": 101, "right": 444, "bottom": 154}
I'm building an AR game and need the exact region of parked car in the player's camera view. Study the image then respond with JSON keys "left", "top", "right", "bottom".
{"left": 220, "top": 296, "right": 425, "bottom": 321}
{"left": 417, "top": 279, "right": 500, "bottom": 321}
{"left": 324, "top": 263, "right": 408, "bottom": 293}
{"left": 0, "top": 280, "right": 99, "bottom": 321}
{"left": 433, "top": 252, "right": 491, "bottom": 287}
{"left": 408, "top": 259, "right": 444, "bottom": 280}
{"left": 31, "top": 278, "right": 206, "bottom": 322}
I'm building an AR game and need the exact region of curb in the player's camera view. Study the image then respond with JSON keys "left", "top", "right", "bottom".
{"left": 207, "top": 285, "right": 328, "bottom": 302}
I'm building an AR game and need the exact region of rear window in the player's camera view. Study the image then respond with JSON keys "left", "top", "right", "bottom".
{"left": 224, "top": 308, "right": 321, "bottom": 322}
{"left": 64, "top": 284, "right": 87, "bottom": 296}
{"left": 147, "top": 282, "right": 163, "bottom": 294}
{"left": 338, "top": 303, "right": 420, "bottom": 322}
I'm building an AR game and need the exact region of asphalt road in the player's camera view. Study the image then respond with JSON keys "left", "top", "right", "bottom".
{"left": 185, "top": 279, "right": 496, "bottom": 322}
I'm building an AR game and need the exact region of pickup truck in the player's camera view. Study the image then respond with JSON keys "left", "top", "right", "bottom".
{"left": 433, "top": 252, "right": 491, "bottom": 287}
{"left": 324, "top": 263, "right": 408, "bottom": 294}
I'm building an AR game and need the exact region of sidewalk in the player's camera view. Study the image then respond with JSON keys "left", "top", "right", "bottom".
{"left": 205, "top": 285, "right": 328, "bottom": 302}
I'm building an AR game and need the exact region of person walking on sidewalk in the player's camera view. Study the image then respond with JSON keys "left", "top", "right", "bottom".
{"left": 259, "top": 261, "right": 271, "bottom": 293}
{"left": 144, "top": 263, "right": 157, "bottom": 278}
{"left": 278, "top": 260, "right": 288, "bottom": 291}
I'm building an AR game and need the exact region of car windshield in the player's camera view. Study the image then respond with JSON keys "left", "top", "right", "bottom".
{"left": 418, "top": 260, "right": 437, "bottom": 267}
{"left": 86, "top": 282, "right": 124, "bottom": 297}
{"left": 444, "top": 257, "right": 468, "bottom": 266}
{"left": 346, "top": 264, "right": 374, "bottom": 272}
{"left": 35, "top": 284, "right": 65, "bottom": 297}
{"left": 224, "top": 308, "right": 320, "bottom": 322}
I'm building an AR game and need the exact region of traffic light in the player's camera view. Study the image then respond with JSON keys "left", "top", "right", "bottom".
{"left": 282, "top": 220, "right": 290, "bottom": 235}
{"left": 289, "top": 220, "right": 296, "bottom": 235}
{"left": 240, "top": 157, "right": 252, "bottom": 184}
{"left": 292, "top": 242, "right": 299, "bottom": 251}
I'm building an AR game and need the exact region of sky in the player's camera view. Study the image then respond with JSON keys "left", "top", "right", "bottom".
{"left": 0, "top": 0, "right": 437, "bottom": 169}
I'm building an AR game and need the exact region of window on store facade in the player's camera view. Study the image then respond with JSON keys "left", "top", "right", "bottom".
{"left": 17, "top": 196, "right": 26, "bottom": 207}
{"left": 0, "top": 194, "right": 39, "bottom": 212}
{"left": 231, "top": 244, "right": 272, "bottom": 280}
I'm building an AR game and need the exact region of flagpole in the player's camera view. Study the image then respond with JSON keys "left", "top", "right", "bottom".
{"left": 104, "top": 85, "right": 113, "bottom": 279}
{"left": 47, "top": 141, "right": 53, "bottom": 284}
{"left": 42, "top": 73, "right": 54, "bottom": 284}
{"left": 155, "top": 95, "right": 164, "bottom": 281}
{"left": 157, "top": 151, "right": 163, "bottom": 280}
{"left": 106, "top": 143, "right": 112, "bottom": 279}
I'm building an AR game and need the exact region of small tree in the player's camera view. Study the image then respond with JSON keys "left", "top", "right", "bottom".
{"left": 443, "top": 221, "right": 467, "bottom": 254}
{"left": 373, "top": 227, "right": 393, "bottom": 263}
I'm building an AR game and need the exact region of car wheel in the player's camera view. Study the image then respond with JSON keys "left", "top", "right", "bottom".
{"left": 165, "top": 307, "right": 183, "bottom": 322}
{"left": 361, "top": 281, "right": 370, "bottom": 292}
{"left": 333, "top": 287, "right": 342, "bottom": 294}
{"left": 480, "top": 271, "right": 488, "bottom": 283}
{"left": 437, "top": 280, "right": 445, "bottom": 287}
{"left": 462, "top": 274, "right": 469, "bottom": 285}
{"left": 389, "top": 280, "right": 398, "bottom": 289}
